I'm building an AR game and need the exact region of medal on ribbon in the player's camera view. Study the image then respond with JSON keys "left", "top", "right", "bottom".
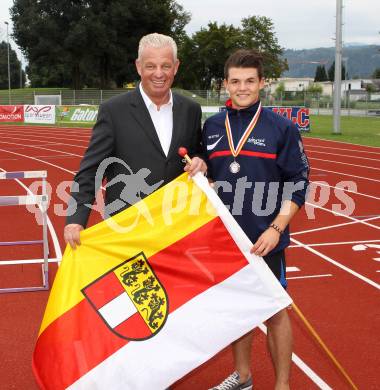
{"left": 225, "top": 102, "right": 262, "bottom": 173}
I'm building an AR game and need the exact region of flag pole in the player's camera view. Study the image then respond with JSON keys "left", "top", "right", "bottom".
{"left": 291, "top": 303, "right": 358, "bottom": 390}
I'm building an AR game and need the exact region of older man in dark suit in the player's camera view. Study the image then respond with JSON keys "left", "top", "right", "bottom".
{"left": 64, "top": 33, "right": 206, "bottom": 248}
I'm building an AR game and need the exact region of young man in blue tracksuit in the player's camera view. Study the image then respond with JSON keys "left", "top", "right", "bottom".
{"left": 203, "top": 50, "right": 309, "bottom": 390}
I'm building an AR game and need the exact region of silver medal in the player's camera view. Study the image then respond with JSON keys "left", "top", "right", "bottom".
{"left": 229, "top": 161, "right": 240, "bottom": 174}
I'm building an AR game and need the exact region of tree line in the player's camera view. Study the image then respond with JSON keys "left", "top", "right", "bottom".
{"left": 9, "top": 0, "right": 287, "bottom": 90}
{"left": 314, "top": 62, "right": 346, "bottom": 82}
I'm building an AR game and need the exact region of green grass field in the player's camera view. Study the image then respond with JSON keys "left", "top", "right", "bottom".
{"left": 304, "top": 115, "right": 380, "bottom": 147}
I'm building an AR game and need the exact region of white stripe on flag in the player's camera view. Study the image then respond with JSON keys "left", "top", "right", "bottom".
{"left": 68, "top": 264, "right": 291, "bottom": 390}
{"left": 98, "top": 292, "right": 138, "bottom": 329}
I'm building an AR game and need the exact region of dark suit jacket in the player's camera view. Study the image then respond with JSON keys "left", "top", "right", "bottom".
{"left": 67, "top": 87, "right": 202, "bottom": 227}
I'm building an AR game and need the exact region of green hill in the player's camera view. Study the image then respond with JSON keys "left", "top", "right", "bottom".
{"left": 283, "top": 45, "right": 380, "bottom": 79}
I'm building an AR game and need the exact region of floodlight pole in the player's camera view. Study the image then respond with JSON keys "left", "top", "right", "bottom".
{"left": 332, "top": 0, "right": 343, "bottom": 134}
{"left": 4, "top": 21, "right": 11, "bottom": 104}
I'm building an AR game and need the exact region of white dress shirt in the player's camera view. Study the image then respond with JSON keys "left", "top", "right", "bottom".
{"left": 139, "top": 84, "right": 173, "bottom": 156}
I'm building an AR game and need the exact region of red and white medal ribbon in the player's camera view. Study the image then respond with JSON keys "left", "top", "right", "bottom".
{"left": 225, "top": 102, "right": 262, "bottom": 173}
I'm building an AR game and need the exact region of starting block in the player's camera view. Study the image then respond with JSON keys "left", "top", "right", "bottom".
{"left": 0, "top": 170, "right": 49, "bottom": 293}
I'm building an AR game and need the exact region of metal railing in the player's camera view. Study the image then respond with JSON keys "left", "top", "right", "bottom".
{"left": 0, "top": 88, "right": 379, "bottom": 115}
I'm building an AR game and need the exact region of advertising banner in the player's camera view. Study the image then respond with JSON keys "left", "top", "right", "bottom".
{"left": 0, "top": 105, "right": 24, "bottom": 122}
{"left": 24, "top": 105, "right": 56, "bottom": 124}
{"left": 218, "top": 106, "right": 310, "bottom": 132}
{"left": 267, "top": 106, "right": 310, "bottom": 132}
{"left": 57, "top": 105, "right": 98, "bottom": 124}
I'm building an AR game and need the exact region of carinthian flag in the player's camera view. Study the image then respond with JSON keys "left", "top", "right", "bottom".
{"left": 33, "top": 173, "right": 291, "bottom": 389}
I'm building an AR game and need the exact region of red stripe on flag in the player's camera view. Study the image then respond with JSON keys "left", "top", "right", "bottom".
{"left": 113, "top": 312, "right": 152, "bottom": 339}
{"left": 84, "top": 271, "right": 125, "bottom": 309}
{"left": 33, "top": 298, "right": 128, "bottom": 390}
{"left": 33, "top": 217, "right": 248, "bottom": 389}
{"left": 209, "top": 150, "right": 277, "bottom": 160}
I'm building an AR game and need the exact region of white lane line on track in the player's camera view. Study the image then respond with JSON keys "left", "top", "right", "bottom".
{"left": 9, "top": 135, "right": 380, "bottom": 184}
{"left": 311, "top": 180, "right": 380, "bottom": 201}
{"left": 32, "top": 155, "right": 78, "bottom": 159}
{"left": 352, "top": 214, "right": 380, "bottom": 218}
{"left": 309, "top": 157, "right": 380, "bottom": 171}
{"left": 291, "top": 215, "right": 380, "bottom": 236}
{"left": 0, "top": 126, "right": 92, "bottom": 134}
{"left": 0, "top": 132, "right": 90, "bottom": 142}
{"left": 0, "top": 168, "right": 62, "bottom": 261}
{"left": 0, "top": 140, "right": 83, "bottom": 157}
{"left": 376, "top": 271, "right": 380, "bottom": 273}
{"left": 0, "top": 127, "right": 91, "bottom": 133}
{"left": 289, "top": 239, "right": 380, "bottom": 248}
{"left": 311, "top": 167, "right": 380, "bottom": 183}
{"left": 0, "top": 129, "right": 90, "bottom": 137}
{"left": 4, "top": 140, "right": 380, "bottom": 203}
{"left": 290, "top": 237, "right": 380, "bottom": 290}
{"left": 0, "top": 127, "right": 91, "bottom": 135}
{"left": 2, "top": 136, "right": 378, "bottom": 288}
{"left": 288, "top": 274, "right": 333, "bottom": 280}
{"left": 305, "top": 145, "right": 380, "bottom": 156}
{"left": 287, "top": 266, "right": 300, "bottom": 272}
{"left": 259, "top": 324, "right": 333, "bottom": 390}
{"left": 304, "top": 202, "right": 380, "bottom": 231}
{"left": 0, "top": 148, "right": 76, "bottom": 175}
{"left": 3, "top": 145, "right": 379, "bottom": 235}
{"left": 0, "top": 154, "right": 77, "bottom": 159}
{"left": 304, "top": 136, "right": 380, "bottom": 150}
{"left": 0, "top": 138, "right": 88, "bottom": 149}
{"left": 307, "top": 149, "right": 380, "bottom": 163}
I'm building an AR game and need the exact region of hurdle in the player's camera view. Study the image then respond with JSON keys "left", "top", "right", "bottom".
{"left": 0, "top": 171, "right": 49, "bottom": 293}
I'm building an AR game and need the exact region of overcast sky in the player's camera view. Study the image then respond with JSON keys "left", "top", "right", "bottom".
{"left": 177, "top": 0, "right": 380, "bottom": 49}
{"left": 0, "top": 0, "right": 379, "bottom": 65}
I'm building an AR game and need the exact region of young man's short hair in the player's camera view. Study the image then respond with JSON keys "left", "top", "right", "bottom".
{"left": 224, "top": 49, "right": 264, "bottom": 80}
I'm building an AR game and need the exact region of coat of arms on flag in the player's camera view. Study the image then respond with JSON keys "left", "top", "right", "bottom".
{"left": 82, "top": 252, "right": 168, "bottom": 340}
{"left": 33, "top": 173, "right": 292, "bottom": 390}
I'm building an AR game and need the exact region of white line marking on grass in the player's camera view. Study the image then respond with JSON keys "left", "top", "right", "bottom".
{"left": 311, "top": 167, "right": 380, "bottom": 183}
{"left": 309, "top": 157, "right": 380, "bottom": 171}
{"left": 259, "top": 324, "right": 333, "bottom": 390}
{"left": 289, "top": 239, "right": 380, "bottom": 248}
{"left": 288, "top": 274, "right": 333, "bottom": 280}
{"left": 290, "top": 237, "right": 380, "bottom": 290}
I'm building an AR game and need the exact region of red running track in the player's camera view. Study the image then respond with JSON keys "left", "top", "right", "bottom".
{"left": 0, "top": 125, "right": 379, "bottom": 389}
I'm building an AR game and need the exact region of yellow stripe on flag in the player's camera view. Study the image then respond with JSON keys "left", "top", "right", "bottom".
{"left": 40, "top": 173, "right": 216, "bottom": 334}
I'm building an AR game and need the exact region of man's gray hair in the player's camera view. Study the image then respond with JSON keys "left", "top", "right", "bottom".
{"left": 138, "top": 33, "right": 177, "bottom": 61}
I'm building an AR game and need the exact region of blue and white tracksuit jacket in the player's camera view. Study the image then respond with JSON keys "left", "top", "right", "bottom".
{"left": 202, "top": 100, "right": 310, "bottom": 255}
